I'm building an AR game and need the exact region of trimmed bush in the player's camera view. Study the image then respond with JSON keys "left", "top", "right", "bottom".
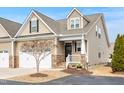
{"left": 76, "top": 64, "right": 83, "bottom": 69}
{"left": 112, "top": 34, "right": 124, "bottom": 72}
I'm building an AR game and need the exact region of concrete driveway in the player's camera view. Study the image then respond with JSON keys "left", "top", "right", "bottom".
{"left": 0, "top": 68, "right": 36, "bottom": 79}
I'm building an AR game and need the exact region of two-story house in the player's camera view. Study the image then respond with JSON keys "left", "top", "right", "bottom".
{"left": 0, "top": 8, "right": 109, "bottom": 68}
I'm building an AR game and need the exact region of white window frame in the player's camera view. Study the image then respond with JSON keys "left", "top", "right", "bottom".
{"left": 30, "top": 18, "right": 38, "bottom": 33}
{"left": 75, "top": 41, "right": 81, "bottom": 52}
{"left": 96, "top": 25, "right": 102, "bottom": 39}
{"left": 70, "top": 17, "right": 80, "bottom": 29}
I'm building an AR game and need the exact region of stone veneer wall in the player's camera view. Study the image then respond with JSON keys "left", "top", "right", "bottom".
{"left": 52, "top": 55, "right": 65, "bottom": 68}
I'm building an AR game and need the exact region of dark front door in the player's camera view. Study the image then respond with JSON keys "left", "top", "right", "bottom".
{"left": 65, "top": 43, "right": 72, "bottom": 60}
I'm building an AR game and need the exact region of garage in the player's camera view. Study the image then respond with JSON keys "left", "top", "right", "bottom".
{"left": 19, "top": 52, "right": 52, "bottom": 68}
{"left": 0, "top": 50, "right": 9, "bottom": 68}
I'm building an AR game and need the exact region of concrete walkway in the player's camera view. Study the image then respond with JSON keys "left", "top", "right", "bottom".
{"left": 0, "top": 68, "right": 36, "bottom": 79}
{"left": 0, "top": 68, "right": 64, "bottom": 79}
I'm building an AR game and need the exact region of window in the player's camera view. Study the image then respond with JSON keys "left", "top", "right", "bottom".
{"left": 75, "top": 19, "right": 79, "bottom": 28}
{"left": 96, "top": 25, "right": 102, "bottom": 39}
{"left": 71, "top": 20, "right": 74, "bottom": 29}
{"left": 75, "top": 41, "right": 81, "bottom": 52}
{"left": 98, "top": 52, "right": 101, "bottom": 58}
{"left": 70, "top": 18, "right": 80, "bottom": 29}
{"left": 30, "top": 19, "right": 39, "bottom": 33}
{"left": 98, "top": 28, "right": 101, "bottom": 39}
{"left": 96, "top": 25, "right": 98, "bottom": 37}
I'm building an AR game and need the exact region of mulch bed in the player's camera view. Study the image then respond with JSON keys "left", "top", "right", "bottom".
{"left": 30, "top": 73, "right": 48, "bottom": 77}
{"left": 62, "top": 68, "right": 92, "bottom": 75}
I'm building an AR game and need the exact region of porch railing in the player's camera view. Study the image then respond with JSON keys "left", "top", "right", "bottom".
{"left": 66, "top": 54, "right": 81, "bottom": 68}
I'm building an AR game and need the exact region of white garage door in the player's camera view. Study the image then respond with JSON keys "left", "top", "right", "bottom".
{"left": 19, "top": 52, "right": 52, "bottom": 68}
{"left": 0, "top": 50, "right": 9, "bottom": 68}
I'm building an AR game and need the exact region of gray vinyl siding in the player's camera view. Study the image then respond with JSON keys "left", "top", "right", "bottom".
{"left": 87, "top": 17, "right": 109, "bottom": 65}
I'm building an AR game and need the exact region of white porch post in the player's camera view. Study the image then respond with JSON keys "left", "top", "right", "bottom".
{"left": 81, "top": 34, "right": 86, "bottom": 55}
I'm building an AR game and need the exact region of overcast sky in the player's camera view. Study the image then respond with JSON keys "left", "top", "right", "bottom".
{"left": 0, "top": 7, "right": 123, "bottom": 43}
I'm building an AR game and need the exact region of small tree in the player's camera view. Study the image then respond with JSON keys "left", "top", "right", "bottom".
{"left": 112, "top": 34, "right": 124, "bottom": 72}
{"left": 21, "top": 40, "right": 54, "bottom": 73}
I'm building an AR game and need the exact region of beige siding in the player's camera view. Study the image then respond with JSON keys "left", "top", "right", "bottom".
{"left": 87, "top": 17, "right": 109, "bottom": 65}
{"left": 20, "top": 14, "right": 52, "bottom": 36}
{"left": 0, "top": 25, "right": 9, "bottom": 37}
{"left": 67, "top": 10, "right": 83, "bottom": 30}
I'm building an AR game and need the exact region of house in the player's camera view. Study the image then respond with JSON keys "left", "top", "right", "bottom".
{"left": 0, "top": 8, "right": 109, "bottom": 68}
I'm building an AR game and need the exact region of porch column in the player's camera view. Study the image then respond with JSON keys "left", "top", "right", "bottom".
{"left": 81, "top": 34, "right": 86, "bottom": 65}
{"left": 81, "top": 34, "right": 86, "bottom": 54}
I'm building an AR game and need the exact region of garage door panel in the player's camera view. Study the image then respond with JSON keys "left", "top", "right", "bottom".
{"left": 0, "top": 52, "right": 9, "bottom": 68}
{"left": 19, "top": 52, "right": 52, "bottom": 68}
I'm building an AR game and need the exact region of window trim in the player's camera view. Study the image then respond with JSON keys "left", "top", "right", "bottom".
{"left": 70, "top": 17, "right": 80, "bottom": 29}
{"left": 30, "top": 19, "right": 39, "bottom": 33}
{"left": 75, "top": 41, "right": 81, "bottom": 53}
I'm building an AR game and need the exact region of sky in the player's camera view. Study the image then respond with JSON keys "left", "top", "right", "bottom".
{"left": 0, "top": 7, "right": 123, "bottom": 43}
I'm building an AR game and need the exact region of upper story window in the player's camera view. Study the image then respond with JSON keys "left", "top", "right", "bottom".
{"left": 98, "top": 28, "right": 102, "bottom": 39}
{"left": 71, "top": 20, "right": 74, "bottom": 29}
{"left": 30, "top": 19, "right": 39, "bottom": 33}
{"left": 75, "top": 19, "right": 79, "bottom": 28}
{"left": 70, "top": 18, "right": 80, "bottom": 29}
{"left": 96, "top": 25, "right": 98, "bottom": 37}
{"left": 96, "top": 25, "right": 102, "bottom": 39}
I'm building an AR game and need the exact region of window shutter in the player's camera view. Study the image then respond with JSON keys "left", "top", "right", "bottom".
{"left": 37, "top": 20, "right": 39, "bottom": 32}
{"left": 29, "top": 21, "right": 31, "bottom": 33}
{"left": 75, "top": 42, "right": 77, "bottom": 52}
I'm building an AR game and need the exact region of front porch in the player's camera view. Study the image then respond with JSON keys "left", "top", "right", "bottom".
{"left": 54, "top": 34, "right": 88, "bottom": 68}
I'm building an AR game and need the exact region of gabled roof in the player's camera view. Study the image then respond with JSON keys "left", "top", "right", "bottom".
{"left": 57, "top": 13, "right": 101, "bottom": 35}
{"left": 34, "top": 10, "right": 59, "bottom": 34}
{"left": 15, "top": 10, "right": 58, "bottom": 37}
{"left": 0, "top": 17, "right": 22, "bottom": 38}
{"left": 66, "top": 8, "right": 89, "bottom": 22}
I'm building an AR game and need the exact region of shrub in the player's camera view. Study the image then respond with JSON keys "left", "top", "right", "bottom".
{"left": 112, "top": 34, "right": 124, "bottom": 72}
{"left": 76, "top": 64, "right": 83, "bottom": 69}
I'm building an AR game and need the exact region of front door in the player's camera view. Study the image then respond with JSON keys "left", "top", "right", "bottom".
{"left": 65, "top": 43, "right": 72, "bottom": 60}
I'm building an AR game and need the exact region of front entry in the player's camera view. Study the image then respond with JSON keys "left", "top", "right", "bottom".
{"left": 65, "top": 43, "right": 72, "bottom": 60}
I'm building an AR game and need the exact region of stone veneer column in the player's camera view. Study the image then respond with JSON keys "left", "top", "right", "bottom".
{"left": 9, "top": 40, "right": 15, "bottom": 68}
{"left": 52, "top": 37, "right": 65, "bottom": 68}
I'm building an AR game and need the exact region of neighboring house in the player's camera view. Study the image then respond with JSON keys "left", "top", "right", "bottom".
{"left": 0, "top": 8, "right": 109, "bottom": 68}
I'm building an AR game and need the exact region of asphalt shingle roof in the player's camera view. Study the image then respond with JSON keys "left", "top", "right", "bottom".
{"left": 0, "top": 17, "right": 22, "bottom": 38}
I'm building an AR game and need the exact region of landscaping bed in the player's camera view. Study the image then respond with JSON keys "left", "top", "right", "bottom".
{"left": 62, "top": 68, "right": 92, "bottom": 75}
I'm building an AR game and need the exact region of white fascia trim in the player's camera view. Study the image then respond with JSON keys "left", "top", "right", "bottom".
{"left": 0, "top": 24, "right": 12, "bottom": 39}
{"left": 59, "top": 35, "right": 82, "bottom": 41}
{"left": 85, "top": 15, "right": 102, "bottom": 35}
{"left": 58, "top": 34, "right": 82, "bottom": 37}
{"left": 15, "top": 10, "right": 57, "bottom": 37}
{"left": 15, "top": 35, "right": 55, "bottom": 41}
{"left": 0, "top": 39, "right": 12, "bottom": 42}
{"left": 66, "top": 8, "right": 83, "bottom": 18}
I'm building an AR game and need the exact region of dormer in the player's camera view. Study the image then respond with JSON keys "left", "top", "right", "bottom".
{"left": 66, "top": 8, "right": 84, "bottom": 30}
